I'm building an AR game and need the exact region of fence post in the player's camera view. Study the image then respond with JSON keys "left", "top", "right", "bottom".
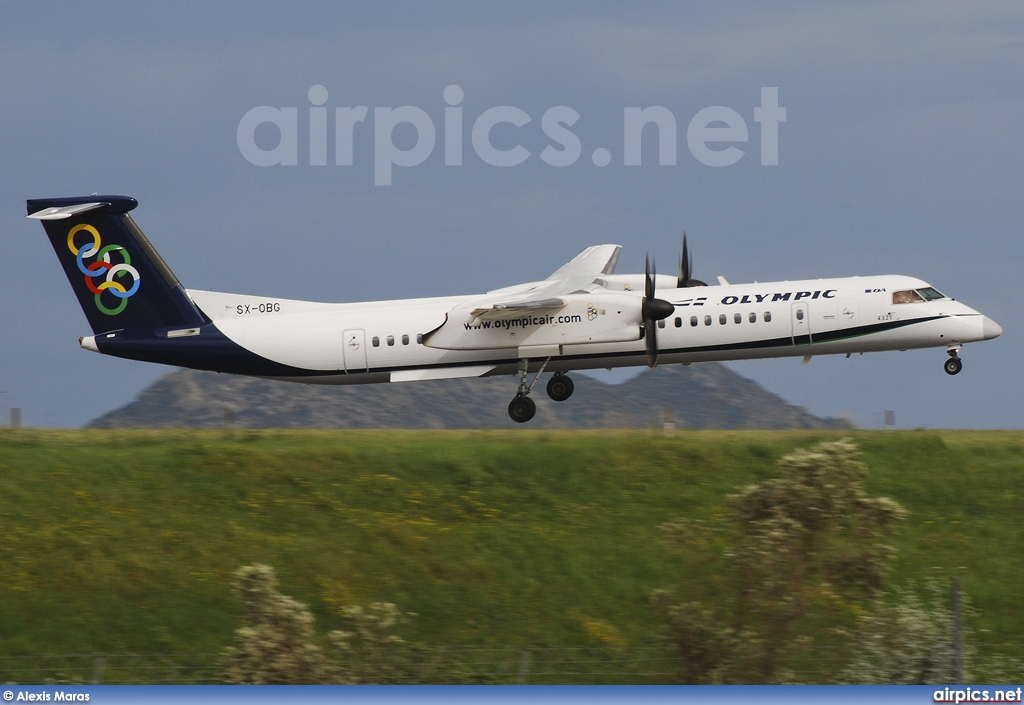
{"left": 517, "top": 649, "right": 531, "bottom": 684}
{"left": 93, "top": 655, "right": 105, "bottom": 685}
{"left": 952, "top": 577, "right": 963, "bottom": 683}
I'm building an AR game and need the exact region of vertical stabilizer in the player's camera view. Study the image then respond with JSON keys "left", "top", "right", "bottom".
{"left": 27, "top": 195, "right": 207, "bottom": 334}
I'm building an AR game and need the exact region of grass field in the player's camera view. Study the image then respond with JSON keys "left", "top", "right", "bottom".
{"left": 0, "top": 429, "right": 1021, "bottom": 683}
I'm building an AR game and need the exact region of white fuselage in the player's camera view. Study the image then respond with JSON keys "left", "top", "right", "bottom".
{"left": 35, "top": 196, "right": 998, "bottom": 424}
{"left": 176, "top": 273, "right": 999, "bottom": 384}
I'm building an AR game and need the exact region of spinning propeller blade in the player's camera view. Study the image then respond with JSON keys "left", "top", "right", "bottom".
{"left": 677, "top": 232, "right": 707, "bottom": 288}
{"left": 642, "top": 255, "right": 674, "bottom": 368}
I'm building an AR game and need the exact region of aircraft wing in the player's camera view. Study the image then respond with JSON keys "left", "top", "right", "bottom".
{"left": 544, "top": 244, "right": 621, "bottom": 281}
{"left": 469, "top": 245, "right": 621, "bottom": 320}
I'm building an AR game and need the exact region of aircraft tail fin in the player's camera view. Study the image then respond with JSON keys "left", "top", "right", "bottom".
{"left": 27, "top": 195, "right": 208, "bottom": 334}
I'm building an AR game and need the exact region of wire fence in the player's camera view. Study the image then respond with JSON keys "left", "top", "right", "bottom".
{"left": 0, "top": 646, "right": 682, "bottom": 685}
{"left": 0, "top": 652, "right": 222, "bottom": 685}
{"left": 3, "top": 644, "right": 1022, "bottom": 685}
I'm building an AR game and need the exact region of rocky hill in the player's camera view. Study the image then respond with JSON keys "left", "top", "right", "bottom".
{"left": 88, "top": 363, "right": 850, "bottom": 430}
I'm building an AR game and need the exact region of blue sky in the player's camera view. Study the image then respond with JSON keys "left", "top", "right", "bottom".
{"left": 2, "top": 1, "right": 1021, "bottom": 428}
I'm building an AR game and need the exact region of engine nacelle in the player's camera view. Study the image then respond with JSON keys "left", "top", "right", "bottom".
{"left": 424, "top": 293, "right": 645, "bottom": 351}
{"left": 600, "top": 273, "right": 679, "bottom": 292}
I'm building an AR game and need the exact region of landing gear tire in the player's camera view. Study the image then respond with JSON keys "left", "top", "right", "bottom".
{"left": 546, "top": 373, "right": 574, "bottom": 402}
{"left": 944, "top": 357, "right": 963, "bottom": 376}
{"left": 508, "top": 394, "right": 537, "bottom": 423}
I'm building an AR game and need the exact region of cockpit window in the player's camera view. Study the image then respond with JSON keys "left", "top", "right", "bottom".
{"left": 892, "top": 290, "right": 924, "bottom": 304}
{"left": 892, "top": 288, "right": 946, "bottom": 304}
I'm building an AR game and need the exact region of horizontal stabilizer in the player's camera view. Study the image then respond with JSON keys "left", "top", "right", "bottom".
{"left": 28, "top": 202, "right": 108, "bottom": 220}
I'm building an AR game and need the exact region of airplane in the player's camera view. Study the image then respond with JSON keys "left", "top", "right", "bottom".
{"left": 28, "top": 195, "right": 1002, "bottom": 424}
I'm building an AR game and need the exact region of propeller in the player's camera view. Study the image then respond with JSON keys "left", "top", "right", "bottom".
{"left": 642, "top": 255, "right": 675, "bottom": 367}
{"left": 677, "top": 232, "right": 707, "bottom": 288}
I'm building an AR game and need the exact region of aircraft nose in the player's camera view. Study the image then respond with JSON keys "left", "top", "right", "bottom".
{"left": 982, "top": 316, "right": 1003, "bottom": 340}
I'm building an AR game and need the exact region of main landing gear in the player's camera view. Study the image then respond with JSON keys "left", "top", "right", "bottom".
{"left": 546, "top": 372, "right": 574, "bottom": 402}
{"left": 944, "top": 346, "right": 963, "bottom": 376}
{"left": 507, "top": 359, "right": 575, "bottom": 423}
{"left": 507, "top": 394, "right": 537, "bottom": 423}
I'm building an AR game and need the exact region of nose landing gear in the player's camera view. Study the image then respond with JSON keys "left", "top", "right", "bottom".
{"left": 944, "top": 346, "right": 963, "bottom": 376}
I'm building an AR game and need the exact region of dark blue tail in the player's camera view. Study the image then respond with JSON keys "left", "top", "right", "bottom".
{"left": 27, "top": 195, "right": 207, "bottom": 334}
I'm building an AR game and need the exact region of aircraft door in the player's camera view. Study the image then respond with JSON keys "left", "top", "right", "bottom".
{"left": 791, "top": 303, "right": 811, "bottom": 346}
{"left": 343, "top": 329, "right": 368, "bottom": 372}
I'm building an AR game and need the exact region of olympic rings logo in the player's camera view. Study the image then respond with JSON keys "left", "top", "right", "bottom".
{"left": 67, "top": 224, "right": 141, "bottom": 316}
{"left": 587, "top": 303, "right": 598, "bottom": 321}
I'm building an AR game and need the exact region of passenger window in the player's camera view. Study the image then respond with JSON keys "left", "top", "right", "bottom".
{"left": 734, "top": 313, "right": 742, "bottom": 324}
{"left": 893, "top": 289, "right": 924, "bottom": 304}
{"left": 796, "top": 309, "right": 804, "bottom": 321}
{"left": 704, "top": 315, "right": 712, "bottom": 326}
{"left": 402, "top": 334, "right": 410, "bottom": 345}
{"left": 749, "top": 312, "right": 757, "bottom": 323}
{"left": 658, "top": 319, "right": 666, "bottom": 329}
{"left": 674, "top": 317, "right": 681, "bottom": 328}
{"left": 719, "top": 314, "right": 727, "bottom": 325}
{"left": 416, "top": 334, "right": 424, "bottom": 344}
{"left": 387, "top": 335, "right": 395, "bottom": 346}
{"left": 764, "top": 311, "right": 772, "bottom": 322}
{"left": 372, "top": 336, "right": 380, "bottom": 347}
{"left": 690, "top": 316, "right": 698, "bottom": 327}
